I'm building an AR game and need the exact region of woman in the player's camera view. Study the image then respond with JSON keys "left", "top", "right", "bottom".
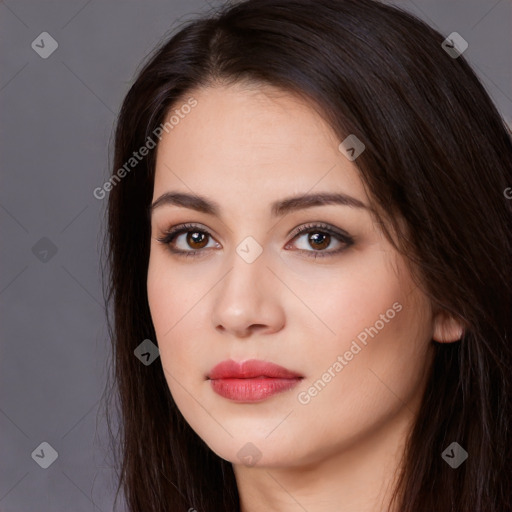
{"left": 101, "top": 0, "right": 512, "bottom": 510}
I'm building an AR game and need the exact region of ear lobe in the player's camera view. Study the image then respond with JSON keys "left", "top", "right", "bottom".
{"left": 432, "top": 310, "right": 464, "bottom": 343}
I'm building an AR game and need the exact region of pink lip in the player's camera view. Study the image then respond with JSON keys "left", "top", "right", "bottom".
{"left": 208, "top": 359, "right": 303, "bottom": 402}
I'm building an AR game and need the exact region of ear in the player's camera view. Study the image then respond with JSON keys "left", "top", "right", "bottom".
{"left": 432, "top": 309, "right": 464, "bottom": 343}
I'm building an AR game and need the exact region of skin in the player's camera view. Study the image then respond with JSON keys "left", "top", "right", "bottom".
{"left": 147, "top": 82, "right": 463, "bottom": 512}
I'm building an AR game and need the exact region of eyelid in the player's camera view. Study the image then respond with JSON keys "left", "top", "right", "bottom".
{"left": 287, "top": 222, "right": 353, "bottom": 242}
{"left": 157, "top": 222, "right": 218, "bottom": 243}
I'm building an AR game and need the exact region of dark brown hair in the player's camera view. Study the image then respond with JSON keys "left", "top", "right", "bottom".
{"left": 101, "top": 0, "right": 512, "bottom": 510}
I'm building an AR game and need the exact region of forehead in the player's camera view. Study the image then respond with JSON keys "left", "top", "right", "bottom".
{"left": 153, "top": 83, "right": 368, "bottom": 209}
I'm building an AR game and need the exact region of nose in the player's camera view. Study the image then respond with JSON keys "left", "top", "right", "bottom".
{"left": 211, "top": 248, "right": 286, "bottom": 338}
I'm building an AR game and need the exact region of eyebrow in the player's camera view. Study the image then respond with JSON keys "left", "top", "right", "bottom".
{"left": 150, "top": 191, "right": 369, "bottom": 218}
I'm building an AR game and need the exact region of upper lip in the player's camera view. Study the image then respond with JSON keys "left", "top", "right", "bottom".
{"left": 208, "top": 359, "right": 303, "bottom": 380}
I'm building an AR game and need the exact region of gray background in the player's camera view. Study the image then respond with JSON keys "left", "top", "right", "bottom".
{"left": 1, "top": 1, "right": 510, "bottom": 510}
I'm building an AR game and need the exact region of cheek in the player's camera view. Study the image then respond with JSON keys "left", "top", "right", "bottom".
{"left": 292, "top": 247, "right": 410, "bottom": 354}
{"left": 294, "top": 248, "right": 433, "bottom": 406}
{"left": 147, "top": 249, "right": 197, "bottom": 333}
{"left": 147, "top": 254, "right": 184, "bottom": 364}
{"left": 146, "top": 251, "right": 209, "bottom": 380}
{"left": 147, "top": 255, "right": 173, "bottom": 337}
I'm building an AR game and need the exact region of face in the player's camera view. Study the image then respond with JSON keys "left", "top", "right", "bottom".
{"left": 147, "top": 82, "right": 437, "bottom": 468}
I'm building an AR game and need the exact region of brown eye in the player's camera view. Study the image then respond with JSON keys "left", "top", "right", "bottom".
{"left": 287, "top": 223, "right": 354, "bottom": 258}
{"left": 307, "top": 232, "right": 331, "bottom": 251}
{"left": 156, "top": 223, "right": 218, "bottom": 256}
{"left": 186, "top": 231, "right": 209, "bottom": 249}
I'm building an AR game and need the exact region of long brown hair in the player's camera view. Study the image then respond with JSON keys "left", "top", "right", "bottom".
{"left": 101, "top": 0, "right": 512, "bottom": 510}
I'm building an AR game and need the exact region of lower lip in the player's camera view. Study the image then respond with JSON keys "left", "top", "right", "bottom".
{"left": 209, "top": 377, "right": 302, "bottom": 402}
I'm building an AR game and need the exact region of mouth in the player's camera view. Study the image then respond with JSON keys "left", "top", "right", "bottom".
{"left": 207, "top": 359, "right": 304, "bottom": 403}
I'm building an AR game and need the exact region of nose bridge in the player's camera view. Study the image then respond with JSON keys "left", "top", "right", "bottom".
{"left": 211, "top": 235, "right": 282, "bottom": 334}
{"left": 223, "top": 236, "right": 269, "bottom": 299}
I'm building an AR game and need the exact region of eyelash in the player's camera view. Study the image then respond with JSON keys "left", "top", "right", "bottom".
{"left": 156, "top": 222, "right": 354, "bottom": 260}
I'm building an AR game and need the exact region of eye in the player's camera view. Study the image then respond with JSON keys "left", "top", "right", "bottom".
{"left": 156, "top": 222, "right": 354, "bottom": 259}
{"left": 156, "top": 223, "right": 219, "bottom": 258}
{"left": 285, "top": 222, "right": 354, "bottom": 259}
